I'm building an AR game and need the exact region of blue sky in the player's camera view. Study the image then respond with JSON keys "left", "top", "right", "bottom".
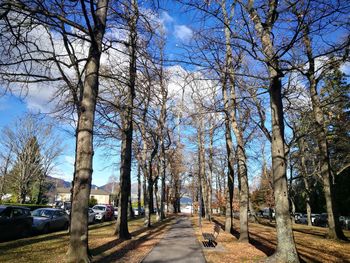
{"left": 0, "top": 6, "right": 195, "bottom": 187}
{"left": 1, "top": 2, "right": 348, "bottom": 187}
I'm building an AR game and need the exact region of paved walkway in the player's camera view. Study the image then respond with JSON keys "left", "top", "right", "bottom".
{"left": 142, "top": 216, "right": 206, "bottom": 263}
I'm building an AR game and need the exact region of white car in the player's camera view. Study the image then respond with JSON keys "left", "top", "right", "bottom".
{"left": 88, "top": 208, "right": 96, "bottom": 224}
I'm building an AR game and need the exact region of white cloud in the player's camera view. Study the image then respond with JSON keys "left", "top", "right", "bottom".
{"left": 64, "top": 155, "right": 75, "bottom": 166}
{"left": 174, "top": 25, "right": 193, "bottom": 42}
{"left": 340, "top": 62, "right": 350, "bottom": 75}
{"left": 161, "top": 11, "right": 174, "bottom": 24}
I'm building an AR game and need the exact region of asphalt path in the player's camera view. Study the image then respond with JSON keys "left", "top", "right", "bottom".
{"left": 142, "top": 216, "right": 206, "bottom": 263}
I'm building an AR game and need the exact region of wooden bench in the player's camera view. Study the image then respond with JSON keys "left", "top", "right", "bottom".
{"left": 202, "top": 223, "right": 221, "bottom": 247}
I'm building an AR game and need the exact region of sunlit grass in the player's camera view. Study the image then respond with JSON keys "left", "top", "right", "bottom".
{"left": 0, "top": 215, "right": 174, "bottom": 263}
{"left": 191, "top": 215, "right": 350, "bottom": 262}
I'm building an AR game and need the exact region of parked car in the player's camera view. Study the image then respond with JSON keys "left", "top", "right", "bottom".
{"left": 88, "top": 208, "right": 96, "bottom": 224}
{"left": 297, "top": 214, "right": 308, "bottom": 224}
{"left": 0, "top": 205, "right": 33, "bottom": 240}
{"left": 262, "top": 208, "right": 275, "bottom": 219}
{"left": 339, "top": 216, "right": 350, "bottom": 230}
{"left": 92, "top": 205, "right": 114, "bottom": 222}
{"left": 54, "top": 201, "right": 71, "bottom": 215}
{"left": 31, "top": 208, "right": 69, "bottom": 233}
{"left": 113, "top": 207, "right": 118, "bottom": 218}
{"left": 310, "top": 214, "right": 319, "bottom": 225}
{"left": 314, "top": 213, "right": 328, "bottom": 227}
{"left": 134, "top": 207, "right": 145, "bottom": 216}
{"left": 293, "top": 213, "right": 303, "bottom": 222}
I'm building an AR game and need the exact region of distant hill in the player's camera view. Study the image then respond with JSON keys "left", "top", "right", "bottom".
{"left": 47, "top": 176, "right": 98, "bottom": 191}
{"left": 98, "top": 182, "right": 119, "bottom": 194}
{"left": 47, "top": 176, "right": 71, "bottom": 188}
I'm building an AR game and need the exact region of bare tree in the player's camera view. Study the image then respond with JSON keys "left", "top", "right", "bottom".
{"left": 0, "top": 0, "right": 109, "bottom": 261}
{"left": 290, "top": 0, "right": 349, "bottom": 240}
{"left": 1, "top": 114, "right": 62, "bottom": 204}
{"left": 237, "top": 0, "right": 300, "bottom": 260}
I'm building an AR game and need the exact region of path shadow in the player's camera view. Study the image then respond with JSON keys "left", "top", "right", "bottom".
{"left": 91, "top": 217, "right": 175, "bottom": 262}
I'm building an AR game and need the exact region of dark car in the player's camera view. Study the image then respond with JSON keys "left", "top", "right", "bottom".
{"left": 0, "top": 205, "right": 33, "bottom": 241}
{"left": 314, "top": 213, "right": 328, "bottom": 227}
{"left": 31, "top": 208, "right": 69, "bottom": 233}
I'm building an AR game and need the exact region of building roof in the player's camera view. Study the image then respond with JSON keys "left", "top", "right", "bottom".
{"left": 56, "top": 187, "right": 110, "bottom": 196}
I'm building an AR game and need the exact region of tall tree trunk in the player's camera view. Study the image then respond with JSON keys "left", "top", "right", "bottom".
{"left": 299, "top": 138, "right": 312, "bottom": 226}
{"left": 269, "top": 74, "right": 299, "bottom": 261}
{"left": 144, "top": 175, "right": 150, "bottom": 227}
{"left": 137, "top": 163, "right": 142, "bottom": 216}
{"left": 224, "top": 117, "right": 234, "bottom": 233}
{"left": 208, "top": 121, "right": 214, "bottom": 220}
{"left": 235, "top": 131, "right": 249, "bottom": 242}
{"left": 115, "top": 0, "right": 138, "bottom": 240}
{"left": 244, "top": 2, "right": 299, "bottom": 261}
{"left": 221, "top": 0, "right": 249, "bottom": 241}
{"left": 67, "top": 1, "right": 108, "bottom": 261}
{"left": 302, "top": 27, "right": 345, "bottom": 240}
{"left": 154, "top": 176, "right": 160, "bottom": 221}
{"left": 129, "top": 194, "right": 134, "bottom": 218}
{"left": 36, "top": 177, "right": 44, "bottom": 205}
{"left": 159, "top": 41, "right": 167, "bottom": 221}
{"left": 222, "top": 72, "right": 235, "bottom": 232}
{"left": 197, "top": 118, "right": 208, "bottom": 219}
{"left": 148, "top": 174, "right": 154, "bottom": 213}
{"left": 160, "top": 144, "right": 166, "bottom": 220}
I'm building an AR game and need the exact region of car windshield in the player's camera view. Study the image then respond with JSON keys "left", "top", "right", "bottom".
{"left": 93, "top": 206, "right": 105, "bottom": 211}
{"left": 32, "top": 209, "right": 54, "bottom": 218}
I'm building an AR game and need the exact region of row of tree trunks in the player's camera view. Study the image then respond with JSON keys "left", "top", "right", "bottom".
{"left": 221, "top": 0, "right": 249, "bottom": 241}
{"left": 301, "top": 24, "right": 345, "bottom": 240}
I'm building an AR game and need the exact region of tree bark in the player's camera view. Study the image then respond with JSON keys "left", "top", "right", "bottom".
{"left": 244, "top": 1, "right": 299, "bottom": 261}
{"left": 208, "top": 120, "right": 214, "bottom": 220}
{"left": 299, "top": 138, "right": 312, "bottom": 226}
{"left": 224, "top": 117, "right": 234, "bottom": 233}
{"left": 269, "top": 74, "right": 299, "bottom": 262}
{"left": 221, "top": 0, "right": 249, "bottom": 241}
{"left": 115, "top": 0, "right": 138, "bottom": 240}
{"left": 67, "top": 1, "right": 108, "bottom": 261}
{"left": 137, "top": 163, "right": 142, "bottom": 216}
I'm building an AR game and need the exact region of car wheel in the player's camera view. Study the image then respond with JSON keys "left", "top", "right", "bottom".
{"left": 63, "top": 222, "right": 69, "bottom": 230}
{"left": 101, "top": 216, "right": 105, "bottom": 223}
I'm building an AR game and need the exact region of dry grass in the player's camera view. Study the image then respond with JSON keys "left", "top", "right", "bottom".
{"left": 191, "top": 216, "right": 266, "bottom": 263}
{"left": 0, "top": 216, "right": 175, "bottom": 263}
{"left": 191, "top": 215, "right": 350, "bottom": 263}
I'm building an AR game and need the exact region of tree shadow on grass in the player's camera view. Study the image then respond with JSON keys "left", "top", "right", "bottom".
{"left": 212, "top": 216, "right": 350, "bottom": 262}
{"left": 0, "top": 230, "right": 68, "bottom": 251}
{"left": 292, "top": 227, "right": 327, "bottom": 238}
{"left": 211, "top": 218, "right": 240, "bottom": 239}
{"left": 91, "top": 217, "right": 174, "bottom": 263}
